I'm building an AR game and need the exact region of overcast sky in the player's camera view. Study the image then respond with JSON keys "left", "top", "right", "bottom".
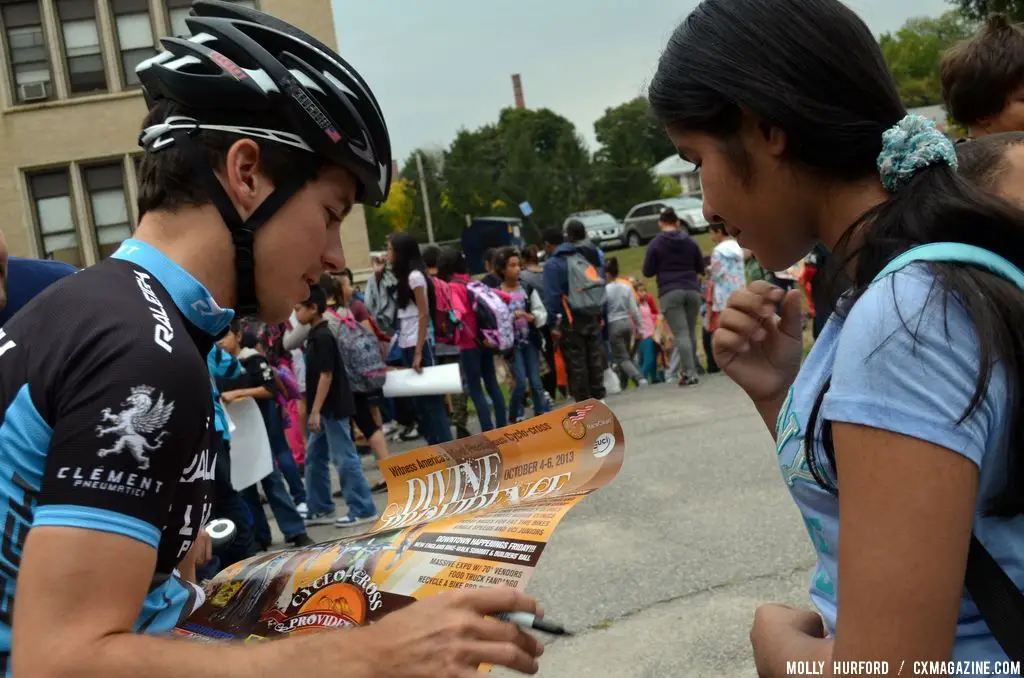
{"left": 331, "top": 0, "right": 951, "bottom": 163}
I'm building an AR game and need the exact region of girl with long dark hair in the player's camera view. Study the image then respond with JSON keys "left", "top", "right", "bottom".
{"left": 650, "top": 0, "right": 1024, "bottom": 672}
{"left": 495, "top": 247, "right": 550, "bottom": 422}
{"left": 388, "top": 232, "right": 451, "bottom": 445}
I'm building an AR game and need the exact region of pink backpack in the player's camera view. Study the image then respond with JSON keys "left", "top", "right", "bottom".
{"left": 430, "top": 276, "right": 468, "bottom": 345}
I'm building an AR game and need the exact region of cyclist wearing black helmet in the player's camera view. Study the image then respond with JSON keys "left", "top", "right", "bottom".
{"left": 1, "top": 2, "right": 542, "bottom": 676}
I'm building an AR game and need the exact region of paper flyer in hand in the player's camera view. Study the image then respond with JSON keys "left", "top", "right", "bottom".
{"left": 173, "top": 399, "right": 624, "bottom": 642}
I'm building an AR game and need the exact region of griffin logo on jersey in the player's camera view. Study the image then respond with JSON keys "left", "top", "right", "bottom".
{"left": 96, "top": 385, "right": 175, "bottom": 470}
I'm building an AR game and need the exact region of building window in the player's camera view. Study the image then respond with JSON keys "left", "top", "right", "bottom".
{"left": 28, "top": 169, "right": 83, "bottom": 267}
{"left": 167, "top": 0, "right": 257, "bottom": 37}
{"left": 56, "top": 0, "right": 106, "bottom": 94}
{"left": 2, "top": 1, "right": 53, "bottom": 103}
{"left": 112, "top": 0, "right": 156, "bottom": 87}
{"left": 84, "top": 163, "right": 133, "bottom": 259}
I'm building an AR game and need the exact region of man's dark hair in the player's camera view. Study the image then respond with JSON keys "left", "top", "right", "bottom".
{"left": 522, "top": 244, "right": 540, "bottom": 265}
{"left": 337, "top": 268, "right": 354, "bottom": 285}
{"left": 483, "top": 247, "right": 496, "bottom": 266}
{"left": 542, "top": 228, "right": 564, "bottom": 248}
{"left": 605, "top": 256, "right": 620, "bottom": 279}
{"left": 228, "top": 319, "right": 242, "bottom": 334}
{"left": 301, "top": 284, "right": 327, "bottom": 314}
{"left": 659, "top": 207, "right": 680, "bottom": 225}
{"left": 136, "top": 100, "right": 326, "bottom": 217}
{"left": 565, "top": 222, "right": 587, "bottom": 243}
{"left": 709, "top": 223, "right": 728, "bottom": 235}
{"left": 421, "top": 244, "right": 441, "bottom": 269}
{"left": 956, "top": 131, "right": 1024, "bottom": 189}
{"left": 941, "top": 14, "right": 1024, "bottom": 128}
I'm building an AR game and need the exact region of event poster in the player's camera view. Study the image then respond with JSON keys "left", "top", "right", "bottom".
{"left": 173, "top": 399, "right": 624, "bottom": 642}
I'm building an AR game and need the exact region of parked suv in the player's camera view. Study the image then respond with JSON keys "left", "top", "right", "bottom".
{"left": 562, "top": 210, "right": 625, "bottom": 249}
{"left": 621, "top": 197, "right": 709, "bottom": 247}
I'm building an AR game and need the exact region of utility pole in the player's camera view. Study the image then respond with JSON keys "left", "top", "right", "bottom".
{"left": 415, "top": 152, "right": 435, "bottom": 244}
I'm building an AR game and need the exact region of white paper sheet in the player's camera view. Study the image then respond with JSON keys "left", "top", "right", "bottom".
{"left": 382, "top": 362, "right": 464, "bottom": 397}
{"left": 225, "top": 397, "right": 274, "bottom": 491}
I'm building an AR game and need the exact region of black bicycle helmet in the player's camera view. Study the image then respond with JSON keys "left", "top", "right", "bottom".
{"left": 135, "top": 0, "right": 392, "bottom": 316}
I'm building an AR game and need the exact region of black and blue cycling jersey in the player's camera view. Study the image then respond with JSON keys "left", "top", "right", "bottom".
{"left": 0, "top": 239, "right": 234, "bottom": 674}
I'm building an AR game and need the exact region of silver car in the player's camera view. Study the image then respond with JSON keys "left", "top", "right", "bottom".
{"left": 621, "top": 197, "right": 709, "bottom": 247}
{"left": 562, "top": 210, "right": 626, "bottom": 249}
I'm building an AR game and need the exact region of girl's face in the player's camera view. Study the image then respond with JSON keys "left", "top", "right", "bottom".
{"left": 218, "top": 331, "right": 240, "bottom": 354}
{"left": 668, "top": 118, "right": 819, "bottom": 272}
{"left": 636, "top": 286, "right": 648, "bottom": 300}
{"left": 386, "top": 241, "right": 396, "bottom": 266}
{"left": 503, "top": 256, "right": 521, "bottom": 283}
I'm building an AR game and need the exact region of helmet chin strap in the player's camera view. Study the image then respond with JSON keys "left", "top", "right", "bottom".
{"left": 170, "top": 129, "right": 307, "bottom": 318}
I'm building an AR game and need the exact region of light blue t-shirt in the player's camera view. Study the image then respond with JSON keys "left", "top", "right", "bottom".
{"left": 777, "top": 263, "right": 1024, "bottom": 665}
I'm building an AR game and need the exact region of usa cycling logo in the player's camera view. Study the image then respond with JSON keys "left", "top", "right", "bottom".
{"left": 95, "top": 385, "right": 175, "bottom": 471}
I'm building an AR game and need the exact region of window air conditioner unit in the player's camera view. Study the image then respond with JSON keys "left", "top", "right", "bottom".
{"left": 18, "top": 82, "right": 48, "bottom": 102}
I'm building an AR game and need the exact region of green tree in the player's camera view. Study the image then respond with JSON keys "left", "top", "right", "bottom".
{"left": 951, "top": 0, "right": 1024, "bottom": 22}
{"left": 589, "top": 97, "right": 666, "bottom": 218}
{"left": 443, "top": 107, "right": 592, "bottom": 238}
{"left": 880, "top": 11, "right": 975, "bottom": 107}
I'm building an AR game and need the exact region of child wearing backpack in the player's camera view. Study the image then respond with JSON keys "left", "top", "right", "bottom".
{"left": 389, "top": 233, "right": 453, "bottom": 445}
{"left": 542, "top": 222, "right": 608, "bottom": 403}
{"left": 495, "top": 247, "right": 551, "bottom": 421}
{"left": 438, "top": 248, "right": 509, "bottom": 432}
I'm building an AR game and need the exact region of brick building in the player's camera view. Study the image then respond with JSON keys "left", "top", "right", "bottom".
{"left": 0, "top": 0, "right": 372, "bottom": 273}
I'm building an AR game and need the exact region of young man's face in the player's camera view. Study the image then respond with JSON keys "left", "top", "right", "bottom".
{"left": 977, "top": 86, "right": 1024, "bottom": 136}
{"left": 293, "top": 303, "right": 317, "bottom": 326}
{"left": 218, "top": 331, "right": 240, "bottom": 355}
{"left": 253, "top": 163, "right": 356, "bottom": 323}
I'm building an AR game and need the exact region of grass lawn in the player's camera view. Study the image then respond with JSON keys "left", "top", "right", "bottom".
{"left": 608, "top": 233, "right": 714, "bottom": 301}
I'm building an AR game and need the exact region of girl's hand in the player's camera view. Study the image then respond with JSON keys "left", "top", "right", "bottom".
{"left": 413, "top": 351, "right": 423, "bottom": 374}
{"left": 712, "top": 281, "right": 804, "bottom": 404}
{"left": 751, "top": 604, "right": 827, "bottom": 677}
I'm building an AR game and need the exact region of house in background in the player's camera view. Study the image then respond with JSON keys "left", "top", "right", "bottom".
{"left": 652, "top": 155, "right": 701, "bottom": 197}
{"left": 0, "top": 0, "right": 372, "bottom": 276}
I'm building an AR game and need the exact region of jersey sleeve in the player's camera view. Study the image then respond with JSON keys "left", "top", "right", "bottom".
{"left": 821, "top": 265, "right": 1008, "bottom": 467}
{"left": 248, "top": 355, "right": 278, "bottom": 396}
{"left": 34, "top": 335, "right": 209, "bottom": 549}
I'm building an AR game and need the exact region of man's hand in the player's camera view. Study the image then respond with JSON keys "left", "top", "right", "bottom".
{"left": 551, "top": 329, "right": 562, "bottom": 344}
{"left": 351, "top": 587, "right": 545, "bottom": 677}
{"left": 308, "top": 410, "right": 322, "bottom": 433}
{"left": 178, "top": 530, "right": 213, "bottom": 584}
{"left": 221, "top": 390, "right": 244, "bottom": 404}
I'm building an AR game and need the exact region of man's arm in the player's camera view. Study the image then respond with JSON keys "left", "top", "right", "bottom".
{"left": 14, "top": 528, "right": 338, "bottom": 678}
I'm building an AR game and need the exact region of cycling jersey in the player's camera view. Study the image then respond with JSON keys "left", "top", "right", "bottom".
{"left": 0, "top": 239, "right": 234, "bottom": 674}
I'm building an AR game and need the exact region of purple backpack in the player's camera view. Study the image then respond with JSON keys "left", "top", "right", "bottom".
{"left": 466, "top": 281, "right": 514, "bottom": 352}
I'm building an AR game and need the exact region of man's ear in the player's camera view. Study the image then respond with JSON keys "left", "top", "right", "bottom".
{"left": 222, "top": 139, "right": 275, "bottom": 220}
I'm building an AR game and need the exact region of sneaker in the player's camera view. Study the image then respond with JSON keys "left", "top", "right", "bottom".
{"left": 638, "top": 379, "right": 649, "bottom": 388}
{"left": 305, "top": 510, "right": 336, "bottom": 526}
{"left": 335, "top": 513, "right": 379, "bottom": 528}
{"left": 679, "top": 375, "right": 700, "bottom": 387}
{"left": 382, "top": 421, "right": 397, "bottom": 436}
{"left": 296, "top": 502, "right": 308, "bottom": 520}
{"left": 371, "top": 481, "right": 388, "bottom": 493}
{"left": 399, "top": 425, "right": 419, "bottom": 441}
{"left": 289, "top": 533, "right": 315, "bottom": 547}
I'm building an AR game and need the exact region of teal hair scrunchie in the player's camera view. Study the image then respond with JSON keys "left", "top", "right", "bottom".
{"left": 877, "top": 114, "right": 958, "bottom": 193}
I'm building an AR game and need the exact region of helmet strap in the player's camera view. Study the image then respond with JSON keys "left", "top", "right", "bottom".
{"left": 170, "top": 130, "right": 306, "bottom": 318}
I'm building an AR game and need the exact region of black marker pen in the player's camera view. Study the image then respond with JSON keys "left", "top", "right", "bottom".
{"left": 495, "top": 611, "right": 573, "bottom": 636}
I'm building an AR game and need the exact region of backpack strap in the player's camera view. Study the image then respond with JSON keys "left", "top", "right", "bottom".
{"left": 870, "top": 241, "right": 1024, "bottom": 662}
{"left": 872, "top": 243, "right": 1024, "bottom": 288}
